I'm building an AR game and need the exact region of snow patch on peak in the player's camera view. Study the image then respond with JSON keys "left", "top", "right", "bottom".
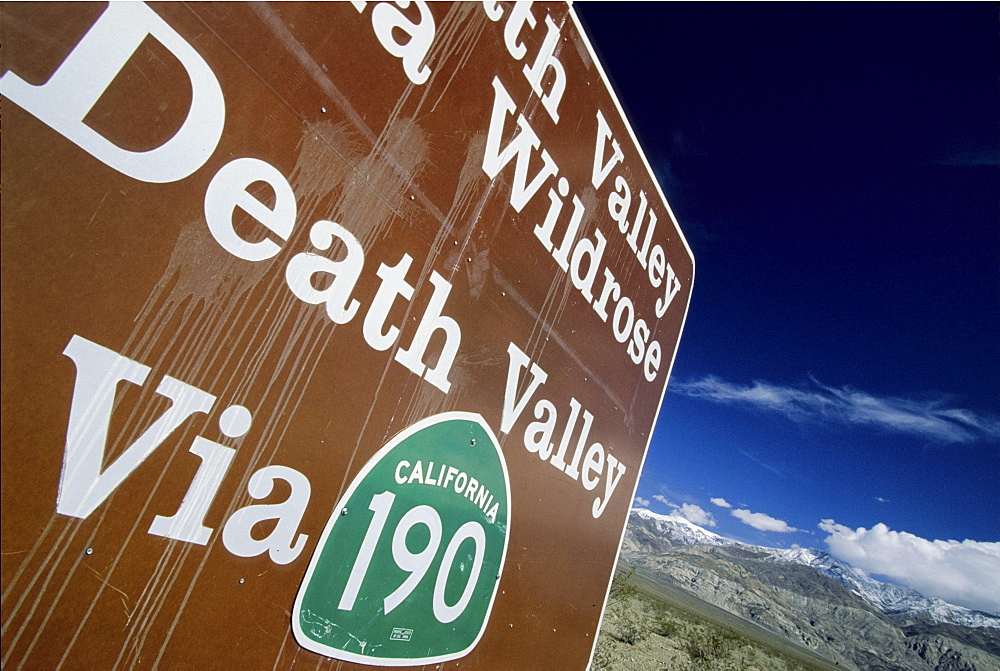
{"left": 630, "top": 507, "right": 736, "bottom": 547}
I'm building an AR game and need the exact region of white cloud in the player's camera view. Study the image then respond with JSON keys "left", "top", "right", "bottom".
{"left": 710, "top": 497, "right": 732, "bottom": 508}
{"left": 731, "top": 508, "right": 799, "bottom": 533}
{"left": 820, "top": 520, "right": 1000, "bottom": 614}
{"left": 650, "top": 494, "right": 718, "bottom": 527}
{"left": 671, "top": 503, "right": 717, "bottom": 528}
{"left": 671, "top": 375, "right": 1000, "bottom": 444}
{"left": 634, "top": 496, "right": 650, "bottom": 508}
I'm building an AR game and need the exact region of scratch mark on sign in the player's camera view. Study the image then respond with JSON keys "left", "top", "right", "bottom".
{"left": 492, "top": 271, "right": 625, "bottom": 418}
{"left": 241, "top": 590, "right": 284, "bottom": 642}
{"left": 83, "top": 190, "right": 112, "bottom": 232}
{"left": 84, "top": 565, "right": 132, "bottom": 619}
{"left": 418, "top": 4, "right": 490, "bottom": 116}
{"left": 0, "top": 521, "right": 75, "bottom": 664}
{"left": 249, "top": 2, "right": 447, "bottom": 227}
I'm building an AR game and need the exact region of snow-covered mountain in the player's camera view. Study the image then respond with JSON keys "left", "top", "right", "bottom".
{"left": 627, "top": 507, "right": 1000, "bottom": 630}
{"left": 628, "top": 507, "right": 736, "bottom": 547}
{"left": 765, "top": 545, "right": 1000, "bottom": 630}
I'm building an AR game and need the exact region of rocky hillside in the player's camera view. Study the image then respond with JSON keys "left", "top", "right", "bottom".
{"left": 620, "top": 508, "right": 1000, "bottom": 671}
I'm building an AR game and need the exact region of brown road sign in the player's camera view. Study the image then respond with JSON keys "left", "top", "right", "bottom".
{"left": 1, "top": 2, "right": 693, "bottom": 668}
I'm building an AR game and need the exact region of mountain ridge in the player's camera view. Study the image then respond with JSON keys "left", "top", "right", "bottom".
{"left": 621, "top": 507, "right": 1000, "bottom": 670}
{"left": 628, "top": 507, "right": 1000, "bottom": 629}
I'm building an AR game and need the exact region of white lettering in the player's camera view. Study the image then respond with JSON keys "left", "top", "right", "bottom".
{"left": 591, "top": 111, "right": 624, "bottom": 189}
{"left": 612, "top": 296, "right": 634, "bottom": 344}
{"left": 501, "top": 2, "right": 536, "bottom": 60}
{"left": 580, "top": 443, "right": 605, "bottom": 491}
{"left": 592, "top": 268, "right": 620, "bottom": 322}
{"left": 205, "top": 157, "right": 296, "bottom": 262}
{"left": 549, "top": 397, "right": 581, "bottom": 473}
{"left": 395, "top": 459, "right": 411, "bottom": 484}
{"left": 482, "top": 77, "right": 559, "bottom": 212}
{"left": 58, "top": 335, "right": 215, "bottom": 518}
{"left": 655, "top": 263, "right": 683, "bottom": 318}
{"left": 550, "top": 195, "right": 585, "bottom": 273}
{"left": 504, "top": 342, "right": 630, "bottom": 519}
{"left": 569, "top": 226, "right": 607, "bottom": 302}
{"left": 592, "top": 454, "right": 626, "bottom": 519}
{"left": 221, "top": 465, "right": 311, "bottom": 565}
{"left": 408, "top": 460, "right": 425, "bottom": 484}
{"left": 627, "top": 319, "right": 649, "bottom": 365}
{"left": 0, "top": 2, "right": 224, "bottom": 183}
{"left": 394, "top": 271, "right": 461, "bottom": 393}
{"left": 148, "top": 437, "right": 236, "bottom": 544}
{"left": 364, "top": 254, "right": 415, "bottom": 351}
{"left": 500, "top": 342, "right": 549, "bottom": 434}
{"left": 524, "top": 399, "right": 557, "bottom": 459}
{"left": 521, "top": 15, "right": 565, "bottom": 123}
{"left": 370, "top": 1, "right": 435, "bottom": 85}
{"left": 285, "top": 220, "right": 363, "bottom": 324}
{"left": 533, "top": 178, "right": 569, "bottom": 253}
{"left": 644, "top": 340, "right": 662, "bottom": 382}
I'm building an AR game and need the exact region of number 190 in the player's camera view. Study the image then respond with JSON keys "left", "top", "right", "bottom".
{"left": 337, "top": 491, "right": 486, "bottom": 624}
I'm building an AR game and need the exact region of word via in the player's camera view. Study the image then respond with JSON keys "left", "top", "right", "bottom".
{"left": 499, "top": 342, "right": 627, "bottom": 518}
{"left": 60, "top": 334, "right": 310, "bottom": 565}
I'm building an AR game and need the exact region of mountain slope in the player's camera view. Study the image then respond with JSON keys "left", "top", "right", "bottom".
{"left": 621, "top": 508, "right": 1000, "bottom": 671}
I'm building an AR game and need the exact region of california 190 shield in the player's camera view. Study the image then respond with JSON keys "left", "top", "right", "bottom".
{"left": 293, "top": 413, "right": 510, "bottom": 665}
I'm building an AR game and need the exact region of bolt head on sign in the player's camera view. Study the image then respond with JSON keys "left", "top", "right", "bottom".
{"left": 293, "top": 413, "right": 510, "bottom": 665}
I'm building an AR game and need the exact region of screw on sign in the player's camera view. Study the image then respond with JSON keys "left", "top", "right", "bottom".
{"left": 293, "top": 413, "right": 511, "bottom": 665}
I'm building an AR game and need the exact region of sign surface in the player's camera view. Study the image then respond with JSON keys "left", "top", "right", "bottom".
{"left": 1, "top": 2, "right": 693, "bottom": 668}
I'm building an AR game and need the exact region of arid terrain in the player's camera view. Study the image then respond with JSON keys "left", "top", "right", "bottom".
{"left": 592, "top": 568, "right": 836, "bottom": 670}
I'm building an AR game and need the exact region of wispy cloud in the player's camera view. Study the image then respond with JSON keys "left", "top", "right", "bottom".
{"left": 672, "top": 375, "right": 1000, "bottom": 444}
{"left": 820, "top": 520, "right": 1000, "bottom": 614}
{"left": 710, "top": 497, "right": 732, "bottom": 508}
{"left": 653, "top": 494, "right": 671, "bottom": 506}
{"left": 731, "top": 507, "right": 799, "bottom": 533}
{"left": 634, "top": 496, "right": 650, "bottom": 508}
{"left": 738, "top": 448, "right": 794, "bottom": 479}
{"left": 938, "top": 149, "right": 1000, "bottom": 167}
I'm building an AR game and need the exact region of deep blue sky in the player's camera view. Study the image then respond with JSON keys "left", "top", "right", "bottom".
{"left": 575, "top": 4, "right": 999, "bottom": 611}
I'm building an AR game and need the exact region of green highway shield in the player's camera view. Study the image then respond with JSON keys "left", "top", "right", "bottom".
{"left": 293, "top": 412, "right": 510, "bottom": 665}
